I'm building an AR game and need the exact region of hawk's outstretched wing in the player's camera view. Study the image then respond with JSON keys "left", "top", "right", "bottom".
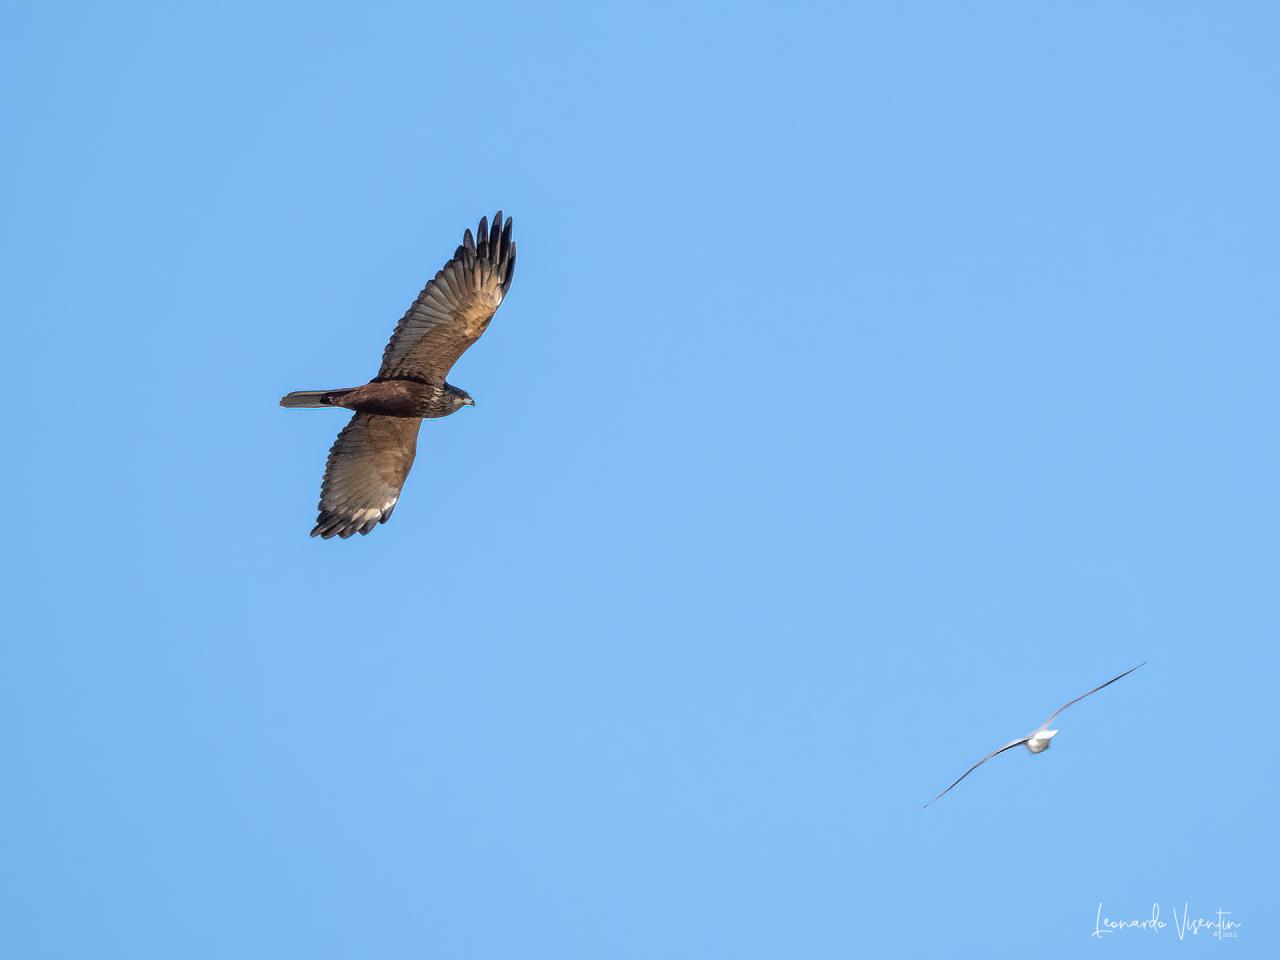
{"left": 312, "top": 414, "right": 422, "bottom": 539}
{"left": 376, "top": 211, "right": 516, "bottom": 385}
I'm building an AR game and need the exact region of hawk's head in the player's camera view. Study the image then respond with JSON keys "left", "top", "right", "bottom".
{"left": 445, "top": 384, "right": 475, "bottom": 411}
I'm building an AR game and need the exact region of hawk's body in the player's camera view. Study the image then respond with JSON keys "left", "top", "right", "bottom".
{"left": 281, "top": 380, "right": 469, "bottom": 419}
{"left": 280, "top": 212, "right": 516, "bottom": 538}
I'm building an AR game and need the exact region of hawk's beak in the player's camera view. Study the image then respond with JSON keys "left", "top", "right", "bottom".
{"left": 463, "top": 397, "right": 475, "bottom": 407}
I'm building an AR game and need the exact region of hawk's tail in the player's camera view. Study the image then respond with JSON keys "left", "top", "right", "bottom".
{"left": 279, "top": 388, "right": 355, "bottom": 409}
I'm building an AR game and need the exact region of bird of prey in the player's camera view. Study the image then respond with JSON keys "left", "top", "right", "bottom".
{"left": 280, "top": 212, "right": 515, "bottom": 538}
{"left": 924, "top": 662, "right": 1146, "bottom": 807}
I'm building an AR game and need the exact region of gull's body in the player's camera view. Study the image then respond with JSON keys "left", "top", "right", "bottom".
{"left": 924, "top": 663, "right": 1145, "bottom": 807}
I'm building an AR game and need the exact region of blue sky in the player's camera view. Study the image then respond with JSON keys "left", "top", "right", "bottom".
{"left": 3, "top": 1, "right": 1276, "bottom": 956}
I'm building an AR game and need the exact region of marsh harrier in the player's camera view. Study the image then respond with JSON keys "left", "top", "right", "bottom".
{"left": 281, "top": 212, "right": 515, "bottom": 538}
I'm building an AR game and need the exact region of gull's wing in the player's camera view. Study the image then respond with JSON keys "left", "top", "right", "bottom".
{"left": 924, "top": 737, "right": 1031, "bottom": 807}
{"left": 375, "top": 212, "right": 515, "bottom": 385}
{"left": 1037, "top": 662, "right": 1146, "bottom": 732}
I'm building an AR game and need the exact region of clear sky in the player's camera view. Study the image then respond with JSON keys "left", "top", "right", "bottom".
{"left": 3, "top": 2, "right": 1275, "bottom": 956}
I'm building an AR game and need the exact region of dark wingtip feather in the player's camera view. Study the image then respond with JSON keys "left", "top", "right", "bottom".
{"left": 463, "top": 228, "right": 476, "bottom": 253}
{"left": 499, "top": 216, "right": 513, "bottom": 265}
{"left": 311, "top": 503, "right": 396, "bottom": 539}
{"left": 313, "top": 511, "right": 348, "bottom": 539}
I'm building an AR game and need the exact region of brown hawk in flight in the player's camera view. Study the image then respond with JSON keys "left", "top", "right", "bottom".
{"left": 281, "top": 212, "right": 516, "bottom": 538}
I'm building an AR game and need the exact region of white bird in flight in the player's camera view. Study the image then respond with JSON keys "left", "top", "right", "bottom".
{"left": 924, "top": 662, "right": 1146, "bottom": 807}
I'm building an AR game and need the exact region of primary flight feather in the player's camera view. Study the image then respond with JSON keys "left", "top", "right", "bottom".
{"left": 280, "top": 212, "right": 516, "bottom": 538}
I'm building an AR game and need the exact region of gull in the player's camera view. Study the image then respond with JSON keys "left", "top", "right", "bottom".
{"left": 924, "top": 662, "right": 1146, "bottom": 807}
